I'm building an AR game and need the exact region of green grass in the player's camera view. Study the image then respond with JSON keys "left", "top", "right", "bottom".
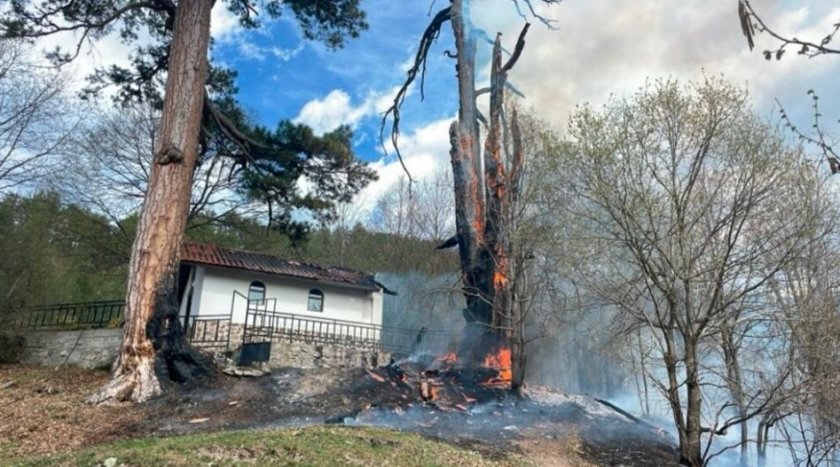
{"left": 14, "top": 425, "right": 526, "bottom": 466}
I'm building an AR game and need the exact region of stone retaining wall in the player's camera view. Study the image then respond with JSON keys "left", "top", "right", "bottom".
{"left": 18, "top": 328, "right": 122, "bottom": 370}
{"left": 14, "top": 324, "right": 387, "bottom": 371}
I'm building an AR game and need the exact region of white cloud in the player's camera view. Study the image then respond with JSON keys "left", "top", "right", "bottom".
{"left": 466, "top": 0, "right": 838, "bottom": 129}
{"left": 270, "top": 43, "right": 305, "bottom": 61}
{"left": 211, "top": 3, "right": 241, "bottom": 42}
{"left": 211, "top": 3, "right": 305, "bottom": 63}
{"left": 231, "top": 38, "right": 304, "bottom": 62}
{"left": 353, "top": 117, "right": 454, "bottom": 216}
{"left": 294, "top": 86, "right": 402, "bottom": 135}
{"left": 295, "top": 90, "right": 366, "bottom": 134}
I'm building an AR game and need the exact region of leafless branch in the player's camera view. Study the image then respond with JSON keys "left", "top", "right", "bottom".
{"left": 379, "top": 6, "right": 452, "bottom": 185}
{"left": 739, "top": 0, "right": 840, "bottom": 58}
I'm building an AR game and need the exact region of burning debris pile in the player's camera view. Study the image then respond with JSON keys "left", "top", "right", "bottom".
{"left": 364, "top": 344, "right": 513, "bottom": 412}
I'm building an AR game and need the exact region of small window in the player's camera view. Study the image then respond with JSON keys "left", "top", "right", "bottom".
{"left": 248, "top": 281, "right": 266, "bottom": 305}
{"left": 307, "top": 289, "right": 324, "bottom": 312}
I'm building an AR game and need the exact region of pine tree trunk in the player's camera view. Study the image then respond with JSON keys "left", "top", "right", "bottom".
{"left": 89, "top": 0, "right": 213, "bottom": 405}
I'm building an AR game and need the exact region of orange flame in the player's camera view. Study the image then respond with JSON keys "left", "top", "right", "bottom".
{"left": 493, "top": 271, "right": 508, "bottom": 288}
{"left": 482, "top": 347, "right": 512, "bottom": 386}
{"left": 438, "top": 351, "right": 458, "bottom": 364}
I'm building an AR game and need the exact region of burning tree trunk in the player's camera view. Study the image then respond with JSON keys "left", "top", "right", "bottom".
{"left": 383, "top": 0, "right": 552, "bottom": 393}
{"left": 449, "top": 0, "right": 530, "bottom": 385}
{"left": 89, "top": 0, "right": 213, "bottom": 404}
{"left": 449, "top": 0, "right": 489, "bottom": 367}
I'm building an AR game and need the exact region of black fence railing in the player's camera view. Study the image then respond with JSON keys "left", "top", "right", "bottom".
{"left": 4, "top": 294, "right": 461, "bottom": 357}
{"left": 245, "top": 306, "right": 382, "bottom": 349}
{"left": 240, "top": 293, "right": 458, "bottom": 355}
{"left": 7, "top": 300, "right": 125, "bottom": 330}
{"left": 185, "top": 314, "right": 231, "bottom": 347}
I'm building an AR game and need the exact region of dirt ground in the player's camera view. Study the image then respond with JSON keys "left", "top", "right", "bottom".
{"left": 0, "top": 365, "right": 140, "bottom": 457}
{"left": 0, "top": 364, "right": 416, "bottom": 459}
{"left": 0, "top": 364, "right": 678, "bottom": 465}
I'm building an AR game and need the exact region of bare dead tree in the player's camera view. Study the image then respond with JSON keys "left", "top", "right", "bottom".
{"left": 381, "top": 0, "right": 561, "bottom": 393}
{"left": 371, "top": 169, "right": 455, "bottom": 242}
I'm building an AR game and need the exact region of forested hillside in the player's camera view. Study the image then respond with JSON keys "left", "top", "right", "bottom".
{"left": 0, "top": 191, "right": 457, "bottom": 309}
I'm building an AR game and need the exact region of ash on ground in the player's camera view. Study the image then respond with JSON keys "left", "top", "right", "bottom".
{"left": 342, "top": 384, "right": 678, "bottom": 466}
{"left": 133, "top": 362, "right": 678, "bottom": 466}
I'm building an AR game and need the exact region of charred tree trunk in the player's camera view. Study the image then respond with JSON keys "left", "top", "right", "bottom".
{"left": 448, "top": 0, "right": 530, "bottom": 388}
{"left": 450, "top": 0, "right": 493, "bottom": 368}
{"left": 89, "top": 0, "right": 213, "bottom": 404}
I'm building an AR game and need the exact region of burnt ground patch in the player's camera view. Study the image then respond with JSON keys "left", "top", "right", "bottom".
{"left": 1, "top": 363, "right": 678, "bottom": 465}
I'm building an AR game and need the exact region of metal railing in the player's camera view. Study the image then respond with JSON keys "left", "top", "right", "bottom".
{"left": 3, "top": 293, "right": 461, "bottom": 357}
{"left": 244, "top": 301, "right": 382, "bottom": 349}
{"left": 6, "top": 300, "right": 125, "bottom": 330}
{"left": 239, "top": 292, "right": 458, "bottom": 354}
{"left": 184, "top": 314, "right": 232, "bottom": 347}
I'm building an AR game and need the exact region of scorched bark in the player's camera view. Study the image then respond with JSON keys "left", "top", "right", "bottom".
{"left": 89, "top": 0, "right": 213, "bottom": 405}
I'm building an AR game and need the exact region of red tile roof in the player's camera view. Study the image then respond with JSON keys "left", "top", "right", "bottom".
{"left": 180, "top": 242, "right": 381, "bottom": 291}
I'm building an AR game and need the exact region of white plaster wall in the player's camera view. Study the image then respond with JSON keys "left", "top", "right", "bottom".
{"left": 190, "top": 266, "right": 205, "bottom": 317}
{"left": 193, "top": 266, "right": 382, "bottom": 326}
{"left": 372, "top": 291, "right": 383, "bottom": 326}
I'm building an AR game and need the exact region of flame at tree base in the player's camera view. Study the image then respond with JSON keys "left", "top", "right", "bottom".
{"left": 423, "top": 343, "right": 513, "bottom": 402}
{"left": 481, "top": 346, "right": 512, "bottom": 387}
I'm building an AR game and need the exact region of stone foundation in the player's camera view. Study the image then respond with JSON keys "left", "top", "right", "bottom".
{"left": 13, "top": 323, "right": 388, "bottom": 372}
{"left": 265, "top": 338, "right": 387, "bottom": 370}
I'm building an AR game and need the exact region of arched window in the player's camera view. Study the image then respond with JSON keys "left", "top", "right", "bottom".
{"left": 248, "top": 281, "right": 266, "bottom": 305}
{"left": 307, "top": 288, "right": 324, "bottom": 312}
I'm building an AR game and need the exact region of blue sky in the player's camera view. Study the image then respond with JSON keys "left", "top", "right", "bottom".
{"left": 211, "top": 1, "right": 461, "bottom": 165}
{"left": 40, "top": 0, "right": 840, "bottom": 211}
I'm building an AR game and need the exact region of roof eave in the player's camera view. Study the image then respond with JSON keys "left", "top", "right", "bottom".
{"left": 181, "top": 260, "right": 383, "bottom": 293}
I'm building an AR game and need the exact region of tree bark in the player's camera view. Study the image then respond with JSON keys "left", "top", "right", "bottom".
{"left": 722, "top": 327, "right": 749, "bottom": 466}
{"left": 448, "top": 0, "right": 531, "bottom": 386}
{"left": 683, "top": 337, "right": 703, "bottom": 467}
{"left": 450, "top": 0, "right": 494, "bottom": 368}
{"left": 89, "top": 0, "right": 213, "bottom": 404}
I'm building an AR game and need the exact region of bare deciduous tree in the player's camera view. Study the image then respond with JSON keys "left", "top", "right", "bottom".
{"left": 561, "top": 78, "right": 821, "bottom": 466}
{"left": 65, "top": 102, "right": 250, "bottom": 233}
{"left": 370, "top": 168, "right": 454, "bottom": 242}
{"left": 0, "top": 41, "right": 74, "bottom": 193}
